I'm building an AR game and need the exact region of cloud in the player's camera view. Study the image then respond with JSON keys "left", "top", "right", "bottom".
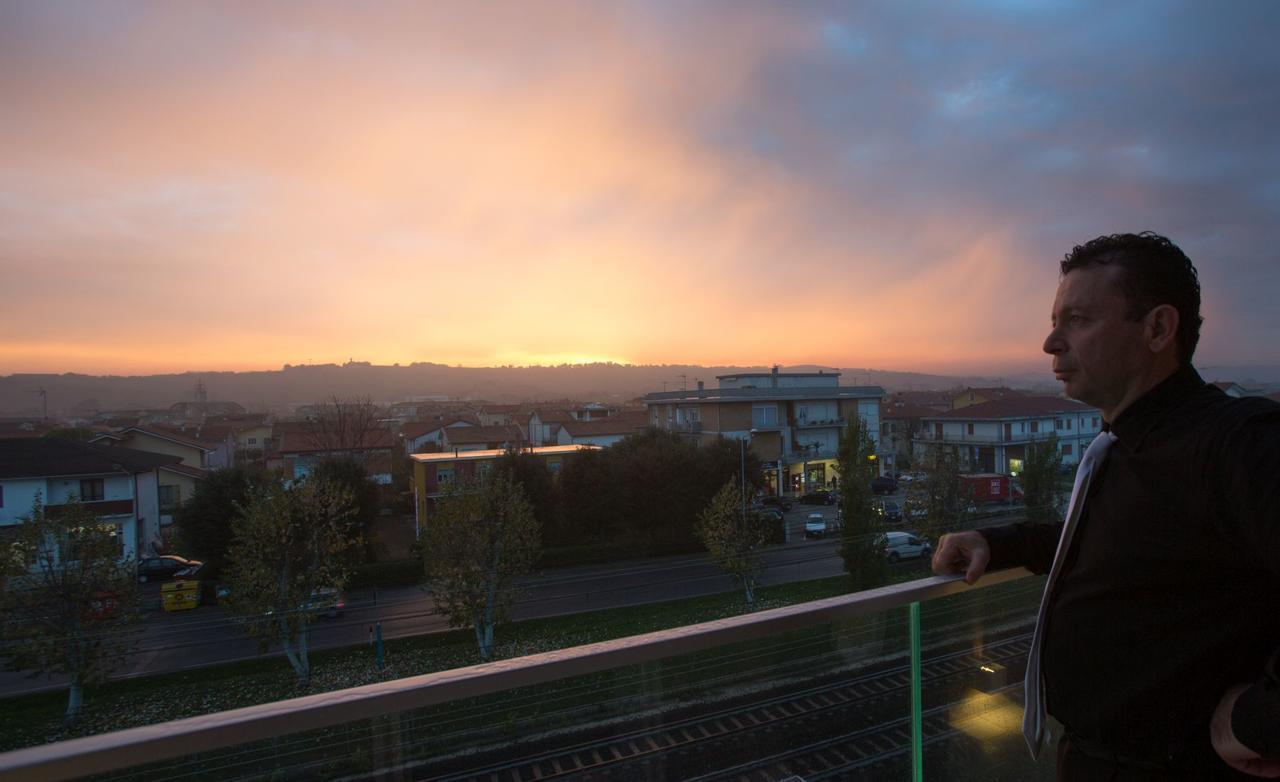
{"left": 1, "top": 1, "right": 1278, "bottom": 376}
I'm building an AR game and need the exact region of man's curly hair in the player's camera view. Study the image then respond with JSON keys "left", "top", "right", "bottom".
{"left": 1061, "top": 231, "right": 1203, "bottom": 365}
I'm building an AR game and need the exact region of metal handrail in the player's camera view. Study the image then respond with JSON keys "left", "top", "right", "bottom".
{"left": 0, "top": 568, "right": 1034, "bottom": 782}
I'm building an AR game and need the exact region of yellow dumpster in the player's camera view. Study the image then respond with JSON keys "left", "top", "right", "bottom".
{"left": 161, "top": 579, "right": 201, "bottom": 612}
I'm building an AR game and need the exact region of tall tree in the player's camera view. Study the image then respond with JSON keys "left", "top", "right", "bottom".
{"left": 837, "top": 415, "right": 887, "bottom": 590}
{"left": 911, "top": 444, "right": 971, "bottom": 541}
{"left": 223, "top": 475, "right": 359, "bottom": 686}
{"left": 174, "top": 465, "right": 262, "bottom": 579}
{"left": 492, "top": 448, "right": 560, "bottom": 542}
{"left": 422, "top": 473, "right": 540, "bottom": 661}
{"left": 696, "top": 479, "right": 769, "bottom": 609}
{"left": 0, "top": 497, "right": 138, "bottom": 724}
{"left": 557, "top": 447, "right": 620, "bottom": 546}
{"left": 309, "top": 457, "right": 380, "bottom": 562}
{"left": 1020, "top": 434, "right": 1064, "bottom": 525}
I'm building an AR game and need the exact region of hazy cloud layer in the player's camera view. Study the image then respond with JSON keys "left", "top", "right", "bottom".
{"left": 2, "top": 1, "right": 1278, "bottom": 375}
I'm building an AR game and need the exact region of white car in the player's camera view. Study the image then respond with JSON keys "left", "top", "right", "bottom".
{"left": 877, "top": 531, "right": 932, "bottom": 563}
{"left": 804, "top": 513, "right": 827, "bottom": 539}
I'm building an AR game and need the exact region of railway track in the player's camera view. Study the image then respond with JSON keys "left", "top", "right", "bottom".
{"left": 388, "top": 631, "right": 1033, "bottom": 782}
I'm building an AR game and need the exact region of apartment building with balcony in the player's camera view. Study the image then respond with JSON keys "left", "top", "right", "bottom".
{"left": 0, "top": 438, "right": 180, "bottom": 561}
{"left": 913, "top": 395, "right": 1102, "bottom": 475}
{"left": 643, "top": 367, "right": 885, "bottom": 496}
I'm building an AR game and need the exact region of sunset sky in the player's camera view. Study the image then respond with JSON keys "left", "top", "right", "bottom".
{"left": 2, "top": 2, "right": 1278, "bottom": 376}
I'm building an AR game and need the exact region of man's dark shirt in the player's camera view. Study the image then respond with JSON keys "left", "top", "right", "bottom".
{"left": 982, "top": 366, "right": 1280, "bottom": 772}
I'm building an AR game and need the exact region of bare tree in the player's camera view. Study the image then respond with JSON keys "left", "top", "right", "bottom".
{"left": 303, "top": 395, "right": 383, "bottom": 455}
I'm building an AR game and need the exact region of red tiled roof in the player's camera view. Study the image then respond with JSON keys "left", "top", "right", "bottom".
{"left": 442, "top": 425, "right": 524, "bottom": 445}
{"left": 929, "top": 396, "right": 1094, "bottom": 420}
{"left": 882, "top": 401, "right": 940, "bottom": 419}
{"left": 276, "top": 427, "right": 395, "bottom": 454}
{"left": 402, "top": 418, "right": 475, "bottom": 439}
{"left": 560, "top": 410, "right": 649, "bottom": 438}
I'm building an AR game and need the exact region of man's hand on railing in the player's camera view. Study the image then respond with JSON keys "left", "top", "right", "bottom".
{"left": 931, "top": 531, "right": 991, "bottom": 585}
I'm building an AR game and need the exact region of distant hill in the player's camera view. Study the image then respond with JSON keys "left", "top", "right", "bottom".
{"left": 0, "top": 362, "right": 1021, "bottom": 417}
{"left": 4, "top": 361, "right": 1273, "bottom": 417}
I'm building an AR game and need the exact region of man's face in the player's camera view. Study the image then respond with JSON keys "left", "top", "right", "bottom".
{"left": 1043, "top": 265, "right": 1151, "bottom": 416}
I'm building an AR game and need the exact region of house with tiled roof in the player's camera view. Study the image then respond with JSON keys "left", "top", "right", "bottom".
{"left": 477, "top": 404, "right": 525, "bottom": 426}
{"left": 441, "top": 424, "right": 526, "bottom": 452}
{"left": 402, "top": 417, "right": 477, "bottom": 454}
{"left": 88, "top": 426, "right": 220, "bottom": 525}
{"left": 0, "top": 438, "right": 182, "bottom": 559}
{"left": 272, "top": 425, "right": 397, "bottom": 485}
{"left": 951, "top": 386, "right": 1026, "bottom": 410}
{"left": 914, "top": 396, "right": 1102, "bottom": 474}
{"left": 555, "top": 410, "right": 650, "bottom": 447}
{"left": 526, "top": 409, "right": 575, "bottom": 446}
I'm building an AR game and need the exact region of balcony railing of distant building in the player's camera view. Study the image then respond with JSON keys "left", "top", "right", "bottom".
{"left": 794, "top": 417, "right": 846, "bottom": 429}
{"left": 913, "top": 430, "right": 1093, "bottom": 445}
{"left": 0, "top": 568, "right": 1043, "bottom": 782}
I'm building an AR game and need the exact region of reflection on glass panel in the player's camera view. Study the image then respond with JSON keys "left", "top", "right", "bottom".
{"left": 918, "top": 573, "right": 1057, "bottom": 781}
{"left": 98, "top": 605, "right": 950, "bottom": 781}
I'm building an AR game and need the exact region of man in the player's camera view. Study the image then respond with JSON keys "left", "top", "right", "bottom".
{"left": 932, "top": 232, "right": 1279, "bottom": 779}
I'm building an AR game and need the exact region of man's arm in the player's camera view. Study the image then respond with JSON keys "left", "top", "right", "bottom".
{"left": 931, "top": 521, "right": 1063, "bottom": 583}
{"left": 1211, "top": 402, "right": 1280, "bottom": 772}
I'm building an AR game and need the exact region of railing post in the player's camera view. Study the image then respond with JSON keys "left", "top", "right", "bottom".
{"left": 910, "top": 600, "right": 923, "bottom": 782}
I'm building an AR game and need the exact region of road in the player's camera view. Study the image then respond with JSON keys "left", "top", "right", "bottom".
{"left": 0, "top": 501, "right": 1023, "bottom": 698}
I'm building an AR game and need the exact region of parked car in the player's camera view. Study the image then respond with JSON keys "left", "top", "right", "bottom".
{"left": 804, "top": 513, "right": 828, "bottom": 539}
{"left": 760, "top": 496, "right": 794, "bottom": 512}
{"left": 878, "top": 500, "right": 902, "bottom": 522}
{"left": 262, "top": 587, "right": 347, "bottom": 620}
{"left": 870, "top": 476, "right": 898, "bottom": 495}
{"left": 877, "top": 531, "right": 933, "bottom": 563}
{"left": 799, "top": 491, "right": 836, "bottom": 506}
{"left": 136, "top": 555, "right": 202, "bottom": 583}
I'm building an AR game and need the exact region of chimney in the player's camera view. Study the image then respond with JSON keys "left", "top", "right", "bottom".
{"left": 771, "top": 365, "right": 779, "bottom": 388}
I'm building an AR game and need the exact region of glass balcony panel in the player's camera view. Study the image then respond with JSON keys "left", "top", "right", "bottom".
{"left": 917, "top": 572, "right": 1057, "bottom": 780}
{"left": 87, "top": 607, "right": 936, "bottom": 781}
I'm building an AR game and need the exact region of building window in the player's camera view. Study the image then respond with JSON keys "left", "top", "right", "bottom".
{"left": 436, "top": 467, "right": 455, "bottom": 487}
{"left": 752, "top": 405, "right": 778, "bottom": 428}
{"left": 934, "top": 422, "right": 943, "bottom": 437}
{"left": 1055, "top": 418, "right": 1063, "bottom": 429}
{"left": 967, "top": 423, "right": 974, "bottom": 435}
{"left": 0, "top": 484, "right": 4, "bottom": 508}
{"left": 1062, "top": 443, "right": 1073, "bottom": 456}
{"left": 1092, "top": 417, "right": 1099, "bottom": 428}
{"left": 158, "top": 485, "right": 181, "bottom": 512}
{"left": 248, "top": 437, "right": 258, "bottom": 446}
{"left": 80, "top": 478, "right": 105, "bottom": 502}
{"left": 1030, "top": 421, "right": 1039, "bottom": 434}
{"left": 1066, "top": 419, "right": 1072, "bottom": 430}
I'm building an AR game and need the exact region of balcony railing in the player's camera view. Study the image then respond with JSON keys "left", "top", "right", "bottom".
{"left": 0, "top": 568, "right": 1053, "bottom": 781}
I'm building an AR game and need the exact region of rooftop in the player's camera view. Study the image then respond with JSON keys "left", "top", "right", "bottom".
{"left": 0, "top": 437, "right": 181, "bottom": 479}
{"left": 411, "top": 444, "right": 602, "bottom": 463}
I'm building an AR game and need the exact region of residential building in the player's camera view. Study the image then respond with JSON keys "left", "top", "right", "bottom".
{"left": 90, "top": 426, "right": 216, "bottom": 525}
{"left": 0, "top": 438, "right": 180, "bottom": 560}
{"left": 402, "top": 417, "right": 477, "bottom": 454}
{"left": 410, "top": 444, "right": 601, "bottom": 535}
{"left": 643, "top": 367, "right": 885, "bottom": 496}
{"left": 441, "top": 424, "right": 526, "bottom": 452}
{"left": 271, "top": 426, "right": 397, "bottom": 485}
{"left": 555, "top": 410, "right": 649, "bottom": 447}
{"left": 880, "top": 401, "right": 938, "bottom": 471}
{"left": 913, "top": 396, "right": 1102, "bottom": 474}
{"left": 950, "top": 386, "right": 1025, "bottom": 410}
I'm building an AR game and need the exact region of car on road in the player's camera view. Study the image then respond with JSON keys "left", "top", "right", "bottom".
{"left": 754, "top": 506, "right": 785, "bottom": 523}
{"left": 137, "top": 555, "right": 202, "bottom": 583}
{"left": 799, "top": 491, "right": 836, "bottom": 506}
{"left": 876, "top": 531, "right": 932, "bottom": 563}
{"left": 870, "top": 476, "right": 898, "bottom": 495}
{"left": 760, "top": 496, "right": 794, "bottom": 512}
{"left": 804, "top": 513, "right": 828, "bottom": 538}
{"left": 878, "top": 500, "right": 902, "bottom": 522}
